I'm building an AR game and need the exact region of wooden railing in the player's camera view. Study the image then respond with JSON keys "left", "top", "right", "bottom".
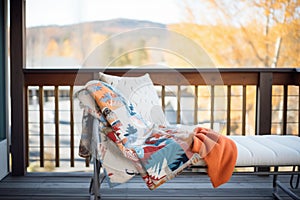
{"left": 23, "top": 68, "right": 300, "bottom": 170}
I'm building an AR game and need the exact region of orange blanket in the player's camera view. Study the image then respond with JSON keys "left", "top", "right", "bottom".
{"left": 191, "top": 127, "right": 237, "bottom": 188}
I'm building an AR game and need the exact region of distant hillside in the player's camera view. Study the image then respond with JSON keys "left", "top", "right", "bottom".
{"left": 26, "top": 18, "right": 166, "bottom": 67}
{"left": 81, "top": 18, "right": 166, "bottom": 35}
{"left": 29, "top": 18, "right": 166, "bottom": 34}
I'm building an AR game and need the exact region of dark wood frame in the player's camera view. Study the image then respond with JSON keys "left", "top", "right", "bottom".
{"left": 9, "top": 0, "right": 300, "bottom": 176}
{"left": 10, "top": 0, "right": 26, "bottom": 176}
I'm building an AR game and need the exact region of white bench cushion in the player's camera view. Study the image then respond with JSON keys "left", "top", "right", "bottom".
{"left": 229, "top": 135, "right": 300, "bottom": 167}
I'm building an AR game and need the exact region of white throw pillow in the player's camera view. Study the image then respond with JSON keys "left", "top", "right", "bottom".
{"left": 99, "top": 72, "right": 168, "bottom": 126}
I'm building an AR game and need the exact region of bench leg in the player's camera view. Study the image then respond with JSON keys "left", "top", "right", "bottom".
{"left": 273, "top": 180, "right": 300, "bottom": 200}
{"left": 272, "top": 167, "right": 300, "bottom": 200}
{"left": 290, "top": 166, "right": 300, "bottom": 190}
{"left": 89, "top": 159, "right": 102, "bottom": 200}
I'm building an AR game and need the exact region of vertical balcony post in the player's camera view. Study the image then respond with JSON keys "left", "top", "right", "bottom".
{"left": 256, "top": 72, "right": 273, "bottom": 135}
{"left": 10, "top": 0, "right": 26, "bottom": 175}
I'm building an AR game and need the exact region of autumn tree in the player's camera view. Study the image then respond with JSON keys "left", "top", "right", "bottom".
{"left": 171, "top": 0, "right": 300, "bottom": 67}
{"left": 170, "top": 0, "right": 299, "bottom": 135}
{"left": 45, "top": 39, "right": 59, "bottom": 56}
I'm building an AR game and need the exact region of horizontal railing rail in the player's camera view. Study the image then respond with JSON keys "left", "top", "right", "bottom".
{"left": 24, "top": 68, "right": 299, "bottom": 86}
{"left": 23, "top": 68, "right": 300, "bottom": 170}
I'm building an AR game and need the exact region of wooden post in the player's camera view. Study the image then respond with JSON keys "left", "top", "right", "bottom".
{"left": 255, "top": 72, "right": 272, "bottom": 172}
{"left": 10, "top": 0, "right": 26, "bottom": 175}
{"left": 282, "top": 85, "right": 288, "bottom": 135}
{"left": 256, "top": 72, "right": 273, "bottom": 135}
{"left": 226, "top": 86, "right": 231, "bottom": 136}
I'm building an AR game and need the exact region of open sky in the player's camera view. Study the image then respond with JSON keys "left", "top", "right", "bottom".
{"left": 26, "top": 0, "right": 185, "bottom": 27}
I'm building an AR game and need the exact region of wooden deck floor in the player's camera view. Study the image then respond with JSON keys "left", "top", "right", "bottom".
{"left": 0, "top": 172, "right": 299, "bottom": 200}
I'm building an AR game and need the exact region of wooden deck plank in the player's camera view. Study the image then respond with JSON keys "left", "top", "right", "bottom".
{"left": 0, "top": 173, "right": 299, "bottom": 200}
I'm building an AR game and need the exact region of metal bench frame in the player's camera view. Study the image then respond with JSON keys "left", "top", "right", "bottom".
{"left": 89, "top": 158, "right": 300, "bottom": 200}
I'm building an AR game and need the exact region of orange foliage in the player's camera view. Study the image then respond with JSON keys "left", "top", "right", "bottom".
{"left": 45, "top": 39, "right": 59, "bottom": 56}
{"left": 60, "top": 39, "right": 73, "bottom": 57}
{"left": 172, "top": 0, "right": 300, "bottom": 67}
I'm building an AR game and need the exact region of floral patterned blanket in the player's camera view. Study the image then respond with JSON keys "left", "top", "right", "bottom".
{"left": 75, "top": 80, "right": 237, "bottom": 189}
